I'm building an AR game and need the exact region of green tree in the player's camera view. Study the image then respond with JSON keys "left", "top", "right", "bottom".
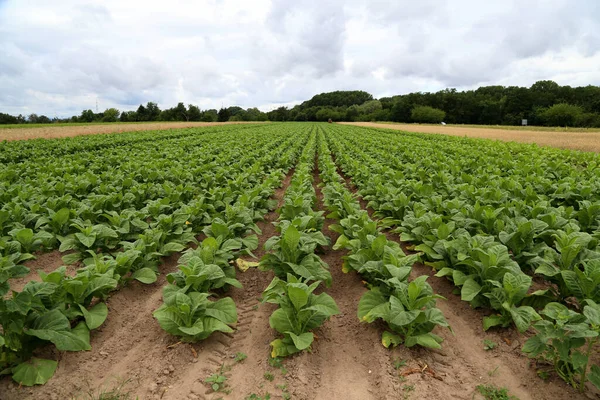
{"left": 146, "top": 102, "right": 161, "bottom": 121}
{"left": 174, "top": 102, "right": 188, "bottom": 121}
{"left": 202, "top": 109, "right": 218, "bottom": 122}
{"left": 80, "top": 109, "right": 95, "bottom": 122}
{"left": 217, "top": 108, "right": 230, "bottom": 122}
{"left": 102, "top": 108, "right": 120, "bottom": 122}
{"left": 188, "top": 105, "right": 202, "bottom": 121}
{"left": 358, "top": 100, "right": 382, "bottom": 115}
{"left": 411, "top": 106, "right": 446, "bottom": 123}
{"left": 390, "top": 99, "right": 412, "bottom": 122}
{"left": 537, "top": 103, "right": 583, "bottom": 126}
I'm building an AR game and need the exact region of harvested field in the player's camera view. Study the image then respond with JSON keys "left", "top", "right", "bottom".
{"left": 0, "top": 121, "right": 265, "bottom": 141}
{"left": 342, "top": 122, "right": 600, "bottom": 152}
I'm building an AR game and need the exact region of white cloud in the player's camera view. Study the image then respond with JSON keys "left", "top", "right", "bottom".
{"left": 0, "top": 0, "right": 599, "bottom": 117}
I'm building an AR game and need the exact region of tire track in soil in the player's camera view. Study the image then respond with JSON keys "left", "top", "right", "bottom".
{"left": 334, "top": 165, "right": 586, "bottom": 400}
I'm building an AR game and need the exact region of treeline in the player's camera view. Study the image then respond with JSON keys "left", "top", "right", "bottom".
{"left": 267, "top": 82, "right": 600, "bottom": 127}
{"left": 0, "top": 102, "right": 268, "bottom": 125}
{"left": 3, "top": 80, "right": 600, "bottom": 127}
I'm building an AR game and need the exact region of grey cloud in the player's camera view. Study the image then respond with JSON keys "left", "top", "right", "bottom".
{"left": 1, "top": 0, "right": 600, "bottom": 117}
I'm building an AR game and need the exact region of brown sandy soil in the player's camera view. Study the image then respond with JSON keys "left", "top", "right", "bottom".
{"left": 0, "top": 121, "right": 265, "bottom": 141}
{"left": 336, "top": 168, "right": 590, "bottom": 400}
{"left": 341, "top": 122, "right": 600, "bottom": 152}
{"left": 9, "top": 250, "right": 68, "bottom": 293}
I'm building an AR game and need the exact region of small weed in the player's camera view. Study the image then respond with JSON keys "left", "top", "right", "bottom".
{"left": 393, "top": 358, "right": 407, "bottom": 369}
{"left": 234, "top": 352, "right": 248, "bottom": 363}
{"left": 264, "top": 372, "right": 275, "bottom": 382}
{"left": 536, "top": 370, "right": 551, "bottom": 380}
{"left": 252, "top": 304, "right": 259, "bottom": 311}
{"left": 206, "top": 364, "right": 229, "bottom": 393}
{"left": 402, "top": 384, "right": 415, "bottom": 399}
{"left": 488, "top": 366, "right": 500, "bottom": 377}
{"left": 483, "top": 339, "right": 497, "bottom": 351}
{"left": 277, "top": 384, "right": 290, "bottom": 400}
{"left": 246, "top": 394, "right": 271, "bottom": 400}
{"left": 476, "top": 384, "right": 519, "bottom": 400}
{"left": 268, "top": 356, "right": 287, "bottom": 375}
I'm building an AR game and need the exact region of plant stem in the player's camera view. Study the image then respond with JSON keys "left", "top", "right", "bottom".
{"left": 580, "top": 337, "right": 598, "bottom": 392}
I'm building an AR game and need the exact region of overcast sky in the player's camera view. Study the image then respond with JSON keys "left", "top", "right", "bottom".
{"left": 1, "top": 0, "right": 599, "bottom": 117}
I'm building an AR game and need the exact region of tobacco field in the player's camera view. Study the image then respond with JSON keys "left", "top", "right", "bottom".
{"left": 1, "top": 123, "right": 599, "bottom": 400}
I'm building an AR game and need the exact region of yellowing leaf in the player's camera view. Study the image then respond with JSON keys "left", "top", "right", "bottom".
{"left": 236, "top": 258, "right": 259, "bottom": 272}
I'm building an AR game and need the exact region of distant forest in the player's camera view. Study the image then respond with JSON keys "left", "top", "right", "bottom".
{"left": 2, "top": 80, "right": 600, "bottom": 127}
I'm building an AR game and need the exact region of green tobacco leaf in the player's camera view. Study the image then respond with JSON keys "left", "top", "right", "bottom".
{"left": 161, "top": 242, "right": 186, "bottom": 255}
{"left": 132, "top": 267, "right": 158, "bottom": 284}
{"left": 26, "top": 310, "right": 91, "bottom": 351}
{"left": 287, "top": 332, "right": 313, "bottom": 350}
{"left": 405, "top": 333, "right": 443, "bottom": 349}
{"left": 75, "top": 232, "right": 96, "bottom": 248}
{"left": 358, "top": 289, "right": 386, "bottom": 320}
{"left": 588, "top": 365, "right": 600, "bottom": 390}
{"left": 12, "top": 358, "right": 58, "bottom": 386}
{"left": 287, "top": 285, "right": 309, "bottom": 311}
{"left": 482, "top": 315, "right": 505, "bottom": 331}
{"left": 461, "top": 278, "right": 482, "bottom": 302}
{"left": 79, "top": 302, "right": 108, "bottom": 330}
{"left": 269, "top": 308, "right": 295, "bottom": 334}
{"left": 205, "top": 297, "right": 238, "bottom": 324}
{"left": 509, "top": 306, "right": 540, "bottom": 333}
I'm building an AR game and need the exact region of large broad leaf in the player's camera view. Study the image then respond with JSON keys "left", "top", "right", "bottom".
{"left": 405, "top": 333, "right": 443, "bottom": 349}
{"left": 75, "top": 232, "right": 96, "bottom": 248}
{"left": 389, "top": 310, "right": 420, "bottom": 327}
{"left": 287, "top": 285, "right": 309, "bottom": 311}
{"left": 161, "top": 242, "right": 186, "bottom": 255}
{"left": 205, "top": 297, "right": 238, "bottom": 324}
{"left": 153, "top": 307, "right": 184, "bottom": 336}
{"left": 509, "top": 306, "right": 541, "bottom": 333}
{"left": 202, "top": 317, "right": 234, "bottom": 335}
{"left": 269, "top": 308, "right": 295, "bottom": 334}
{"left": 12, "top": 358, "right": 58, "bottom": 386}
{"left": 482, "top": 315, "right": 505, "bottom": 331}
{"left": 26, "top": 310, "right": 91, "bottom": 351}
{"left": 358, "top": 289, "right": 386, "bottom": 320}
{"left": 461, "top": 278, "right": 482, "bottom": 302}
{"left": 132, "top": 267, "right": 158, "bottom": 284}
{"left": 79, "top": 302, "right": 108, "bottom": 330}
{"left": 287, "top": 332, "right": 313, "bottom": 350}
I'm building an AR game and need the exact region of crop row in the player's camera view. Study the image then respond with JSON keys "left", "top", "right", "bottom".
{"left": 316, "top": 127, "right": 450, "bottom": 349}
{"left": 323, "top": 124, "right": 600, "bottom": 391}
{"left": 259, "top": 126, "right": 340, "bottom": 357}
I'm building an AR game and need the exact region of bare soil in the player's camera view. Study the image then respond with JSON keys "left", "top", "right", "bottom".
{"left": 0, "top": 122, "right": 265, "bottom": 141}
{"left": 342, "top": 122, "right": 600, "bottom": 152}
